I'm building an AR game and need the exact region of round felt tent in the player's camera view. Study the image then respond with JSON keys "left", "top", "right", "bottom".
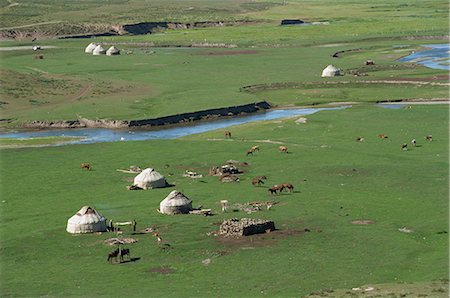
{"left": 66, "top": 206, "right": 107, "bottom": 233}
{"left": 159, "top": 190, "right": 193, "bottom": 215}
{"left": 92, "top": 45, "right": 106, "bottom": 55}
{"left": 321, "top": 64, "right": 341, "bottom": 77}
{"left": 106, "top": 46, "right": 120, "bottom": 56}
{"left": 85, "top": 43, "right": 97, "bottom": 53}
{"left": 133, "top": 168, "right": 168, "bottom": 189}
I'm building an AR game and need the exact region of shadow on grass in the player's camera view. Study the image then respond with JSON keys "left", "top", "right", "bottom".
{"left": 120, "top": 257, "right": 141, "bottom": 264}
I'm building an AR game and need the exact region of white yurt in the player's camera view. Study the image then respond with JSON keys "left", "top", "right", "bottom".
{"left": 85, "top": 43, "right": 97, "bottom": 53}
{"left": 133, "top": 168, "right": 168, "bottom": 189}
{"left": 66, "top": 206, "right": 107, "bottom": 233}
{"left": 159, "top": 190, "right": 193, "bottom": 215}
{"left": 321, "top": 64, "right": 341, "bottom": 77}
{"left": 92, "top": 45, "right": 106, "bottom": 55}
{"left": 106, "top": 46, "right": 120, "bottom": 56}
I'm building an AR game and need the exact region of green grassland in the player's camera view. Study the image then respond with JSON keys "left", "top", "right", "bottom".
{"left": 0, "top": 41, "right": 448, "bottom": 124}
{"left": 0, "top": 0, "right": 449, "bottom": 296}
{"left": 0, "top": 105, "right": 448, "bottom": 296}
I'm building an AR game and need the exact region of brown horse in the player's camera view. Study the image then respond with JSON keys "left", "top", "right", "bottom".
{"left": 81, "top": 162, "right": 92, "bottom": 170}
{"left": 246, "top": 145, "right": 260, "bottom": 156}
{"left": 224, "top": 131, "right": 232, "bottom": 138}
{"left": 280, "top": 183, "right": 294, "bottom": 192}
{"left": 378, "top": 134, "right": 388, "bottom": 139}
{"left": 268, "top": 185, "right": 283, "bottom": 195}
{"left": 279, "top": 146, "right": 289, "bottom": 153}
{"left": 251, "top": 176, "right": 267, "bottom": 186}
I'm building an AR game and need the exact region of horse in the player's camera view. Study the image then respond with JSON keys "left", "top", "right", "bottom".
{"left": 268, "top": 185, "right": 283, "bottom": 195}
{"left": 425, "top": 135, "right": 433, "bottom": 142}
{"left": 280, "top": 183, "right": 294, "bottom": 192}
{"left": 120, "top": 248, "right": 130, "bottom": 262}
{"left": 246, "top": 145, "right": 260, "bottom": 156}
{"left": 224, "top": 131, "right": 232, "bottom": 138}
{"left": 251, "top": 176, "right": 267, "bottom": 186}
{"left": 81, "top": 162, "right": 92, "bottom": 170}
{"left": 378, "top": 134, "right": 388, "bottom": 139}
{"left": 279, "top": 146, "right": 289, "bottom": 153}
{"left": 107, "top": 248, "right": 120, "bottom": 263}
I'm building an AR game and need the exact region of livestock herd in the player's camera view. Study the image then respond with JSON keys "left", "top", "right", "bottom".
{"left": 80, "top": 129, "right": 434, "bottom": 264}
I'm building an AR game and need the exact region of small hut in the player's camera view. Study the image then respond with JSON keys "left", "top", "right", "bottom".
{"left": 159, "top": 190, "right": 193, "bottom": 215}
{"left": 106, "top": 46, "right": 120, "bottom": 56}
{"left": 85, "top": 43, "right": 97, "bottom": 54}
{"left": 92, "top": 45, "right": 106, "bottom": 55}
{"left": 133, "top": 168, "right": 168, "bottom": 189}
{"left": 66, "top": 206, "right": 107, "bottom": 233}
{"left": 321, "top": 64, "right": 341, "bottom": 77}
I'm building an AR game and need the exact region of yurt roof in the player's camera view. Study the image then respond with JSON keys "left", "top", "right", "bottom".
{"left": 134, "top": 168, "right": 165, "bottom": 180}
{"left": 71, "top": 206, "right": 104, "bottom": 219}
{"left": 160, "top": 190, "right": 192, "bottom": 207}
{"left": 106, "top": 46, "right": 120, "bottom": 55}
{"left": 93, "top": 45, "right": 106, "bottom": 55}
{"left": 85, "top": 43, "right": 97, "bottom": 53}
{"left": 324, "top": 64, "right": 339, "bottom": 71}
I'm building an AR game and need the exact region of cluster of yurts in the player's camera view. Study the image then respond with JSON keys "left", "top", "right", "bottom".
{"left": 85, "top": 42, "right": 120, "bottom": 56}
{"left": 66, "top": 168, "right": 191, "bottom": 233}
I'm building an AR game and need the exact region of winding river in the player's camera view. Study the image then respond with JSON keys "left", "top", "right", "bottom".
{"left": 398, "top": 43, "right": 449, "bottom": 70}
{"left": 0, "top": 106, "right": 349, "bottom": 145}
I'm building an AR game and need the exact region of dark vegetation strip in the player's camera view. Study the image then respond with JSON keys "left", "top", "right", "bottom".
{"left": 22, "top": 101, "right": 271, "bottom": 129}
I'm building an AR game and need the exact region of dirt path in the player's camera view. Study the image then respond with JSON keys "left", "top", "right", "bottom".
{"left": 70, "top": 84, "right": 92, "bottom": 101}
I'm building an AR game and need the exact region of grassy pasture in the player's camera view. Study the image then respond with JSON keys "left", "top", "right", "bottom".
{"left": 0, "top": 105, "right": 448, "bottom": 296}
{"left": 0, "top": 39, "right": 448, "bottom": 125}
{"left": 0, "top": 0, "right": 448, "bottom": 296}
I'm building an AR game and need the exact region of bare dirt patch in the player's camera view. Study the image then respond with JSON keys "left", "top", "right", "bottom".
{"left": 351, "top": 220, "right": 374, "bottom": 225}
{"left": 216, "top": 228, "right": 306, "bottom": 249}
{"left": 148, "top": 267, "right": 175, "bottom": 274}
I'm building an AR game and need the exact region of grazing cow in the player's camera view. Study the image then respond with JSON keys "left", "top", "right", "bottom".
{"left": 401, "top": 143, "right": 408, "bottom": 151}
{"left": 411, "top": 138, "right": 417, "bottom": 147}
{"left": 81, "top": 162, "right": 92, "bottom": 170}
{"left": 378, "top": 134, "right": 388, "bottom": 139}
{"left": 356, "top": 137, "right": 365, "bottom": 142}
{"left": 224, "top": 131, "right": 232, "bottom": 138}
{"left": 425, "top": 135, "right": 433, "bottom": 142}
{"left": 268, "top": 185, "right": 283, "bottom": 195}
{"left": 280, "top": 183, "right": 294, "bottom": 192}
{"left": 279, "top": 146, "right": 289, "bottom": 153}
{"left": 251, "top": 176, "right": 267, "bottom": 186}
{"left": 107, "top": 248, "right": 120, "bottom": 263}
